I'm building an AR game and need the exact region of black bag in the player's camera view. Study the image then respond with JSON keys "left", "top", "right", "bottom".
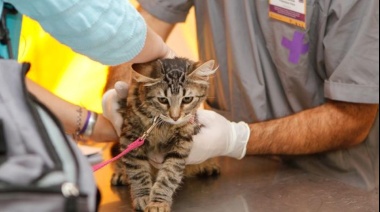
{"left": 0, "top": 59, "right": 99, "bottom": 212}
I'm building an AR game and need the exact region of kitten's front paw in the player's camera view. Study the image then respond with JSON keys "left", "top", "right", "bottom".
{"left": 144, "top": 202, "right": 171, "bottom": 212}
{"left": 110, "top": 172, "right": 130, "bottom": 186}
{"left": 133, "top": 196, "right": 150, "bottom": 211}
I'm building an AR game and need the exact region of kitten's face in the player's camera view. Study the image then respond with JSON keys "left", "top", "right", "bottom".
{"left": 131, "top": 58, "right": 216, "bottom": 125}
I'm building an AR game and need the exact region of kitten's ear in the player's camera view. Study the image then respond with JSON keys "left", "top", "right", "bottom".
{"left": 132, "top": 70, "right": 158, "bottom": 85}
{"left": 132, "top": 61, "right": 161, "bottom": 86}
{"left": 188, "top": 60, "right": 218, "bottom": 83}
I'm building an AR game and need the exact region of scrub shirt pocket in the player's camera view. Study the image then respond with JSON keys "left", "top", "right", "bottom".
{"left": 263, "top": 1, "right": 324, "bottom": 109}
{"left": 265, "top": 1, "right": 316, "bottom": 76}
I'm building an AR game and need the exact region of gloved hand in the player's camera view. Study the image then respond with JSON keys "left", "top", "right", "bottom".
{"left": 148, "top": 110, "right": 251, "bottom": 166}
{"left": 101, "top": 81, "right": 129, "bottom": 136}
{"left": 186, "top": 110, "right": 251, "bottom": 164}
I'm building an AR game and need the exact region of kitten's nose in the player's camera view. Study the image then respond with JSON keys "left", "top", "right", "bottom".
{"left": 169, "top": 108, "right": 180, "bottom": 121}
{"left": 170, "top": 115, "right": 180, "bottom": 121}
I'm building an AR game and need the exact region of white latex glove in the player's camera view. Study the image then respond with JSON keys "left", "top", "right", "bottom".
{"left": 102, "top": 81, "right": 129, "bottom": 136}
{"left": 186, "top": 110, "right": 251, "bottom": 164}
{"left": 147, "top": 110, "right": 251, "bottom": 168}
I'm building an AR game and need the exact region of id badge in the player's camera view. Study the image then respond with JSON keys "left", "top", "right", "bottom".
{"left": 269, "top": 0, "right": 307, "bottom": 29}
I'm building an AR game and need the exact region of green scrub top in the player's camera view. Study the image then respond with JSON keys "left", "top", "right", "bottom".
{"left": 139, "top": 0, "right": 379, "bottom": 190}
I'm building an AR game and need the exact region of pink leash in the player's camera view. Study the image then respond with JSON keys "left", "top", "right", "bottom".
{"left": 92, "top": 117, "right": 160, "bottom": 172}
{"left": 92, "top": 138, "right": 145, "bottom": 172}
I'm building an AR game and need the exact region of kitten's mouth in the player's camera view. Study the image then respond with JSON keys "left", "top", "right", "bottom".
{"left": 159, "top": 114, "right": 192, "bottom": 125}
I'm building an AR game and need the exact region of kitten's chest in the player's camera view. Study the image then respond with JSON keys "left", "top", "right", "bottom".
{"left": 147, "top": 126, "right": 179, "bottom": 147}
{"left": 146, "top": 124, "right": 195, "bottom": 151}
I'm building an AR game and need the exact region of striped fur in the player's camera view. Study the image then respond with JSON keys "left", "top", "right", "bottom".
{"left": 111, "top": 57, "right": 220, "bottom": 212}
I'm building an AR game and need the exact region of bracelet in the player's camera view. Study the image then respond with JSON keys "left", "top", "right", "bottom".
{"left": 79, "top": 110, "right": 91, "bottom": 135}
{"left": 73, "top": 107, "right": 98, "bottom": 141}
{"left": 73, "top": 107, "right": 83, "bottom": 141}
{"left": 81, "top": 111, "right": 98, "bottom": 139}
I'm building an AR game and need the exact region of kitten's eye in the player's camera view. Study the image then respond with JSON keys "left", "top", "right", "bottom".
{"left": 157, "top": 97, "right": 169, "bottom": 104}
{"left": 182, "top": 97, "right": 194, "bottom": 104}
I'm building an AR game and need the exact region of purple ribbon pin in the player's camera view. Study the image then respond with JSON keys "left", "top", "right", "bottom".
{"left": 282, "top": 31, "right": 309, "bottom": 64}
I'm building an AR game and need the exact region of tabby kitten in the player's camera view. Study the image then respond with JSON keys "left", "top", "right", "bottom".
{"left": 111, "top": 57, "right": 220, "bottom": 212}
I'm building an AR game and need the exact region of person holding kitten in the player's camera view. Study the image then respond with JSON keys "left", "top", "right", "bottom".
{"left": 103, "top": 0, "right": 379, "bottom": 192}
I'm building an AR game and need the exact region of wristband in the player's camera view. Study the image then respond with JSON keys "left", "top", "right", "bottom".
{"left": 81, "top": 111, "right": 98, "bottom": 139}
{"left": 79, "top": 110, "right": 91, "bottom": 135}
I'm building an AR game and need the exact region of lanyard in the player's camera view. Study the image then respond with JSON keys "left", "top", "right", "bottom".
{"left": 92, "top": 117, "right": 160, "bottom": 172}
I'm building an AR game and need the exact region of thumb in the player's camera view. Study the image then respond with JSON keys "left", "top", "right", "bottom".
{"left": 196, "top": 109, "right": 223, "bottom": 126}
{"left": 101, "top": 88, "right": 124, "bottom": 136}
{"left": 114, "top": 81, "right": 129, "bottom": 98}
{"left": 101, "top": 89, "right": 119, "bottom": 120}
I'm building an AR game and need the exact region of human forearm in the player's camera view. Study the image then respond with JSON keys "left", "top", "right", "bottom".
{"left": 247, "top": 101, "right": 379, "bottom": 155}
{"left": 128, "top": 27, "right": 174, "bottom": 63}
{"left": 128, "top": 6, "right": 176, "bottom": 63}
{"left": 138, "top": 6, "right": 175, "bottom": 41}
{"left": 26, "top": 79, "right": 118, "bottom": 142}
{"left": 107, "top": 5, "right": 176, "bottom": 71}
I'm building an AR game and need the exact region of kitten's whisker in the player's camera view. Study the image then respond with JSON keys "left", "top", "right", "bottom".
{"left": 158, "top": 118, "right": 170, "bottom": 127}
{"left": 157, "top": 117, "right": 166, "bottom": 127}
{"left": 158, "top": 119, "right": 164, "bottom": 125}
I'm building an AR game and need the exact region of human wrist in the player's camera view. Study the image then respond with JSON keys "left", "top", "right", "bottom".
{"left": 73, "top": 108, "right": 98, "bottom": 141}
{"left": 90, "top": 114, "right": 119, "bottom": 142}
{"left": 225, "top": 121, "right": 251, "bottom": 159}
{"left": 129, "top": 27, "right": 172, "bottom": 63}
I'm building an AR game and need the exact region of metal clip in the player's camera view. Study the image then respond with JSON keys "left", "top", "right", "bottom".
{"left": 140, "top": 117, "right": 160, "bottom": 140}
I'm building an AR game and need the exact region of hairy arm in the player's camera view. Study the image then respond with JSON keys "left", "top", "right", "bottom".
{"left": 247, "top": 101, "right": 379, "bottom": 155}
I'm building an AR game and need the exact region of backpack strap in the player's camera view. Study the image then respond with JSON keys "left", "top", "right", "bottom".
{"left": 0, "top": 120, "right": 6, "bottom": 164}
